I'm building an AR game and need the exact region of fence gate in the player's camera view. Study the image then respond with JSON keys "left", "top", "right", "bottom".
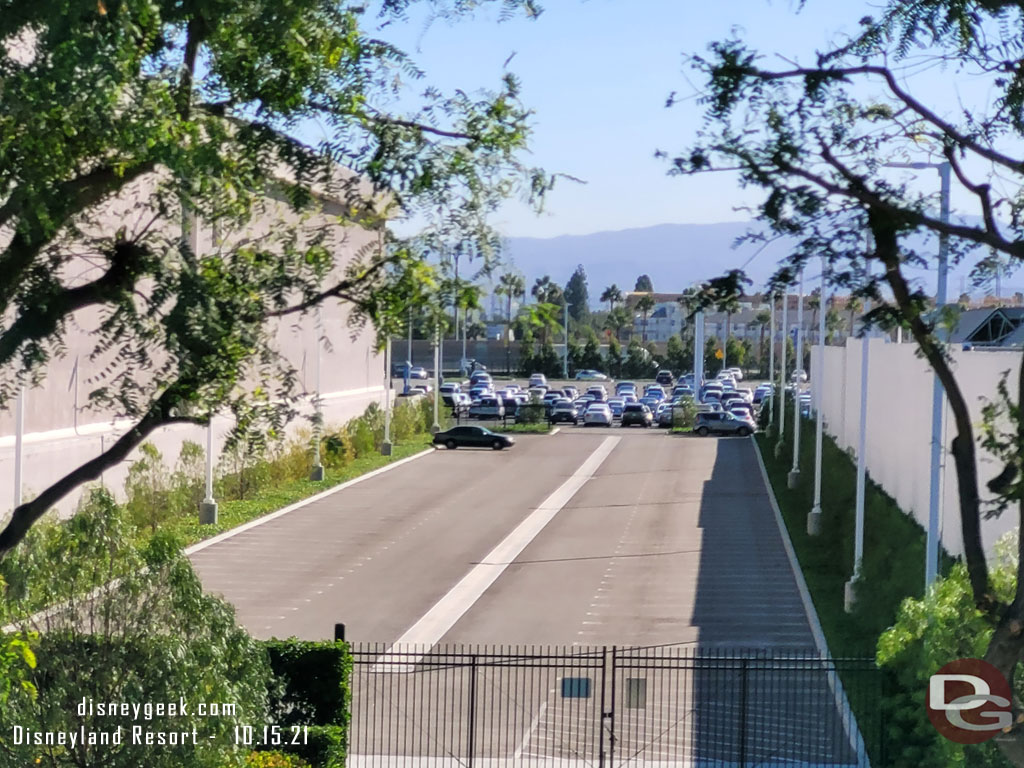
{"left": 348, "top": 644, "right": 882, "bottom": 767}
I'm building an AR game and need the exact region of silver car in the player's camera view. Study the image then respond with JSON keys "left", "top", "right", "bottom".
{"left": 583, "top": 403, "right": 613, "bottom": 427}
{"left": 694, "top": 411, "right": 753, "bottom": 437}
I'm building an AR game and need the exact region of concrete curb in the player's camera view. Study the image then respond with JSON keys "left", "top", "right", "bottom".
{"left": 751, "top": 436, "right": 871, "bottom": 766}
{"left": 184, "top": 447, "right": 434, "bottom": 556}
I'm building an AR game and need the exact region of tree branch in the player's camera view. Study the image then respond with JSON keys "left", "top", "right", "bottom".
{"left": 751, "top": 63, "right": 1024, "bottom": 174}
{"left": 266, "top": 257, "right": 393, "bottom": 318}
{"left": 0, "top": 389, "right": 201, "bottom": 558}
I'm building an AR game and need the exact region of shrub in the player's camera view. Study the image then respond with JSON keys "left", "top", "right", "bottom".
{"left": 264, "top": 639, "right": 351, "bottom": 727}
{"left": 671, "top": 397, "right": 697, "bottom": 430}
{"left": 245, "top": 752, "right": 312, "bottom": 768}
{"left": 0, "top": 489, "right": 271, "bottom": 768}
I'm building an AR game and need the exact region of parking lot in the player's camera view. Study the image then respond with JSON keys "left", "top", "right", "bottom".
{"left": 413, "top": 372, "right": 777, "bottom": 434}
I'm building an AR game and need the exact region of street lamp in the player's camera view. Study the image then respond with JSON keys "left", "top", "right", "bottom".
{"left": 885, "top": 160, "right": 951, "bottom": 590}
{"left": 775, "top": 289, "right": 788, "bottom": 458}
{"left": 808, "top": 257, "right": 827, "bottom": 536}
{"left": 788, "top": 269, "right": 804, "bottom": 488}
{"left": 563, "top": 301, "right": 572, "bottom": 379}
{"left": 310, "top": 306, "right": 325, "bottom": 481}
{"left": 380, "top": 230, "right": 393, "bottom": 457}
{"left": 846, "top": 269, "right": 873, "bottom": 613}
{"left": 768, "top": 293, "right": 775, "bottom": 415}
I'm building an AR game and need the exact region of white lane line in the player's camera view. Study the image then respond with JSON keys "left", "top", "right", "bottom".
{"left": 376, "top": 436, "right": 620, "bottom": 667}
{"left": 513, "top": 700, "right": 548, "bottom": 760}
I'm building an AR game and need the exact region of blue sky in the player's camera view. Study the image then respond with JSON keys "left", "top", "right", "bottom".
{"left": 350, "top": 0, "right": 978, "bottom": 238}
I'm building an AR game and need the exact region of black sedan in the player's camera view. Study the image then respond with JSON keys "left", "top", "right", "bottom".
{"left": 433, "top": 426, "right": 515, "bottom": 451}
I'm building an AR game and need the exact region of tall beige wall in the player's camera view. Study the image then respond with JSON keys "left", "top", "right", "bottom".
{"left": 813, "top": 340, "right": 1020, "bottom": 557}
{"left": 0, "top": 180, "right": 386, "bottom": 520}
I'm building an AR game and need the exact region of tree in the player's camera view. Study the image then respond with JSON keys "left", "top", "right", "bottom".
{"left": 0, "top": 0, "right": 549, "bottom": 557}
{"left": 564, "top": 265, "right": 590, "bottom": 323}
{"left": 604, "top": 306, "right": 632, "bottom": 343}
{"left": 677, "top": 2, "right": 1024, "bottom": 759}
{"left": 825, "top": 305, "right": 844, "bottom": 345}
{"left": 532, "top": 275, "right": 564, "bottom": 307}
{"left": 465, "top": 321, "right": 487, "bottom": 341}
{"left": 754, "top": 309, "right": 771, "bottom": 363}
{"left": 518, "top": 302, "right": 562, "bottom": 346}
{"left": 606, "top": 337, "right": 624, "bottom": 378}
{"left": 846, "top": 297, "right": 863, "bottom": 339}
{"left": 635, "top": 294, "right": 656, "bottom": 343}
{"left": 600, "top": 284, "right": 623, "bottom": 312}
{"left": 807, "top": 290, "right": 822, "bottom": 345}
{"left": 0, "top": 490, "right": 270, "bottom": 768}
{"left": 634, "top": 274, "right": 654, "bottom": 293}
{"left": 665, "top": 334, "right": 690, "bottom": 375}
{"left": 495, "top": 272, "right": 526, "bottom": 373}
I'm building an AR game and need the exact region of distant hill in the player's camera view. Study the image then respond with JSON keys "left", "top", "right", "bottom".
{"left": 501, "top": 221, "right": 995, "bottom": 308}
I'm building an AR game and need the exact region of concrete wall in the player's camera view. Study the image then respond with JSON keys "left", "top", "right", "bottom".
{"left": 0, "top": 179, "right": 386, "bottom": 520}
{"left": 812, "top": 340, "right": 1020, "bottom": 557}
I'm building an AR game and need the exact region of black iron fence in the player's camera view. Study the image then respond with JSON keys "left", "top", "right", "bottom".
{"left": 348, "top": 644, "right": 883, "bottom": 767}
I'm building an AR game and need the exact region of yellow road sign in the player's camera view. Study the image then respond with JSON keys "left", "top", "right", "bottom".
{"left": 715, "top": 348, "right": 724, "bottom": 360}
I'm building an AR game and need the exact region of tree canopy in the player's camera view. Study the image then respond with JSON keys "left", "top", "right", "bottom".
{"left": 0, "top": 0, "right": 552, "bottom": 555}
{"left": 564, "top": 264, "right": 590, "bottom": 323}
{"left": 672, "top": 0, "right": 1024, "bottom": 760}
{"left": 634, "top": 274, "right": 654, "bottom": 292}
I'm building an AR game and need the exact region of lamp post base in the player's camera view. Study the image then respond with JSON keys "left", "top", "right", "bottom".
{"left": 430, "top": 423, "right": 441, "bottom": 434}
{"left": 774, "top": 441, "right": 784, "bottom": 459}
{"left": 381, "top": 441, "right": 393, "bottom": 456}
{"left": 310, "top": 465, "right": 324, "bottom": 482}
{"left": 807, "top": 506, "right": 821, "bottom": 536}
{"left": 787, "top": 469, "right": 801, "bottom": 489}
{"left": 199, "top": 501, "right": 218, "bottom": 526}
{"left": 844, "top": 578, "right": 859, "bottom": 613}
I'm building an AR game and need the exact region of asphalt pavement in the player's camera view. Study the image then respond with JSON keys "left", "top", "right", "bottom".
{"left": 190, "top": 426, "right": 813, "bottom": 649}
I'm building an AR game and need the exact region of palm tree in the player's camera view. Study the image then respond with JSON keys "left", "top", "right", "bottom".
{"left": 807, "top": 290, "right": 821, "bottom": 344}
{"left": 604, "top": 306, "right": 631, "bottom": 343}
{"left": 532, "top": 275, "right": 563, "bottom": 306}
{"left": 635, "top": 294, "right": 656, "bottom": 343}
{"left": 520, "top": 302, "right": 562, "bottom": 346}
{"left": 600, "top": 284, "right": 623, "bottom": 312}
{"left": 495, "top": 272, "right": 525, "bottom": 373}
{"left": 715, "top": 293, "right": 741, "bottom": 368}
{"left": 754, "top": 309, "right": 771, "bottom": 366}
{"left": 846, "top": 296, "right": 863, "bottom": 338}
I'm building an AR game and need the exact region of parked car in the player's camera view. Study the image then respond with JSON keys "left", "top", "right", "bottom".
{"left": 440, "top": 382, "right": 462, "bottom": 395}
{"left": 392, "top": 361, "right": 413, "bottom": 377}
{"left": 542, "top": 391, "right": 563, "bottom": 405}
{"left": 620, "top": 392, "right": 639, "bottom": 404}
{"left": 657, "top": 405, "right": 676, "bottom": 428}
{"left": 730, "top": 408, "right": 757, "bottom": 429}
{"left": 639, "top": 395, "right": 660, "bottom": 409}
{"left": 470, "top": 372, "right": 493, "bottom": 387}
{"left": 550, "top": 401, "right": 580, "bottom": 424}
{"left": 607, "top": 397, "right": 626, "bottom": 418}
{"left": 694, "top": 411, "right": 753, "bottom": 437}
{"left": 562, "top": 386, "right": 579, "bottom": 399}
{"left": 586, "top": 385, "right": 608, "bottom": 401}
{"left": 529, "top": 373, "right": 548, "bottom": 388}
{"left": 468, "top": 397, "right": 505, "bottom": 420}
{"left": 583, "top": 403, "right": 614, "bottom": 427}
{"left": 410, "top": 366, "right": 429, "bottom": 380}
{"left": 575, "top": 369, "right": 609, "bottom": 381}
{"left": 615, "top": 381, "right": 637, "bottom": 394}
{"left": 621, "top": 403, "right": 653, "bottom": 428}
{"left": 725, "top": 367, "right": 744, "bottom": 381}
{"left": 500, "top": 396, "right": 520, "bottom": 416}
{"left": 655, "top": 370, "right": 674, "bottom": 387}
{"left": 791, "top": 368, "right": 809, "bottom": 383}
{"left": 469, "top": 385, "right": 492, "bottom": 400}
{"left": 433, "top": 425, "right": 514, "bottom": 450}
{"left": 672, "top": 385, "right": 694, "bottom": 398}
{"left": 528, "top": 386, "right": 548, "bottom": 401}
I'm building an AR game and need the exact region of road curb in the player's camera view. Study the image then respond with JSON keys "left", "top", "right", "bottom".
{"left": 751, "top": 436, "right": 870, "bottom": 764}
{"left": 184, "top": 447, "right": 435, "bottom": 557}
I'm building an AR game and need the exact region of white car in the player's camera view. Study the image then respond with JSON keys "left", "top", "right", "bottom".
{"left": 583, "top": 403, "right": 613, "bottom": 427}
{"left": 468, "top": 397, "right": 505, "bottom": 419}
{"left": 575, "top": 369, "right": 609, "bottom": 381}
{"left": 791, "top": 369, "right": 809, "bottom": 383}
{"left": 528, "top": 373, "right": 548, "bottom": 388}
{"left": 725, "top": 367, "right": 744, "bottom": 381}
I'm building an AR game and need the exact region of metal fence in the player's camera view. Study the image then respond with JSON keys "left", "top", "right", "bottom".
{"left": 348, "top": 644, "right": 883, "bottom": 767}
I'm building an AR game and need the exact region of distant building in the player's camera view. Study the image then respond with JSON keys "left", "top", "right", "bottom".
{"left": 941, "top": 307, "right": 1024, "bottom": 348}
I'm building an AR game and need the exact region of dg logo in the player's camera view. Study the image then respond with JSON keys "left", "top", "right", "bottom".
{"left": 928, "top": 659, "right": 1013, "bottom": 744}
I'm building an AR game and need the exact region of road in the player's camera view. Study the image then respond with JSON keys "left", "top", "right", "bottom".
{"left": 190, "top": 428, "right": 813, "bottom": 648}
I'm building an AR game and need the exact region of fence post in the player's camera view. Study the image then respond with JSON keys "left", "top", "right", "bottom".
{"left": 467, "top": 653, "right": 478, "bottom": 767}
{"left": 738, "top": 658, "right": 749, "bottom": 766}
{"left": 599, "top": 646, "right": 608, "bottom": 768}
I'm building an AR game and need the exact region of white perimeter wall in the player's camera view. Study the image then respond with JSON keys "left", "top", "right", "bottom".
{"left": 813, "top": 340, "right": 1020, "bottom": 557}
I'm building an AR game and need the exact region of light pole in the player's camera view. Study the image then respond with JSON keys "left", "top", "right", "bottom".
{"left": 775, "top": 289, "right": 788, "bottom": 458}
{"left": 379, "top": 230, "right": 393, "bottom": 456}
{"left": 808, "top": 257, "right": 827, "bottom": 536}
{"left": 431, "top": 321, "right": 441, "bottom": 434}
{"left": 13, "top": 387, "right": 24, "bottom": 509}
{"left": 310, "top": 306, "right": 325, "bottom": 481}
{"left": 886, "top": 161, "right": 950, "bottom": 589}
{"left": 200, "top": 419, "right": 218, "bottom": 524}
{"left": 846, "top": 275, "right": 872, "bottom": 613}
{"left": 562, "top": 301, "right": 571, "bottom": 379}
{"left": 788, "top": 269, "right": 805, "bottom": 488}
{"left": 694, "top": 308, "right": 705, "bottom": 393}
{"left": 768, "top": 293, "right": 775, "bottom": 401}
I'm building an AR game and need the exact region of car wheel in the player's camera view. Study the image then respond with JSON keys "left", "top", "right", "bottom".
{"left": 738, "top": 427, "right": 751, "bottom": 437}
{"left": 446, "top": 439, "right": 457, "bottom": 450}
{"left": 492, "top": 440, "right": 504, "bottom": 450}
{"left": 696, "top": 426, "right": 710, "bottom": 437}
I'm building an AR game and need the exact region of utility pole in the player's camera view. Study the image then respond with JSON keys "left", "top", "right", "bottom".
{"left": 310, "top": 306, "right": 325, "bottom": 481}
{"left": 381, "top": 229, "right": 393, "bottom": 456}
{"left": 431, "top": 322, "right": 441, "bottom": 434}
{"left": 846, "top": 279, "right": 872, "bottom": 612}
{"left": 788, "top": 270, "right": 805, "bottom": 488}
{"left": 775, "top": 290, "right": 788, "bottom": 458}
{"left": 808, "top": 257, "right": 826, "bottom": 535}
{"left": 563, "top": 301, "right": 570, "bottom": 379}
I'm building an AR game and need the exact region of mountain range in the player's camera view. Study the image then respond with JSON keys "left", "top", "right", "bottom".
{"left": 501, "top": 221, "right": 998, "bottom": 308}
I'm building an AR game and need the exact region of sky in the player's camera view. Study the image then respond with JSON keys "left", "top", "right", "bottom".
{"left": 340, "top": 0, "right": 996, "bottom": 241}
